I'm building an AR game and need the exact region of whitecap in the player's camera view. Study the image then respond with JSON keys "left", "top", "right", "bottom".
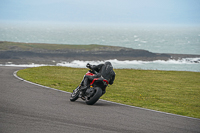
{"left": 55, "top": 58, "right": 200, "bottom": 68}
{"left": 1, "top": 58, "right": 199, "bottom": 72}
{"left": 0, "top": 63, "right": 52, "bottom": 67}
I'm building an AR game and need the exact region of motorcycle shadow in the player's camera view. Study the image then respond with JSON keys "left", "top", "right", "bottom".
{"left": 70, "top": 99, "right": 113, "bottom": 107}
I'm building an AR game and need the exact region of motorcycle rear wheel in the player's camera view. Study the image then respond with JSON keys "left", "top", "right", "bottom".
{"left": 86, "top": 87, "right": 102, "bottom": 105}
{"left": 70, "top": 86, "right": 80, "bottom": 102}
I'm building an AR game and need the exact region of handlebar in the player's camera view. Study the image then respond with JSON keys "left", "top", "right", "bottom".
{"left": 86, "top": 63, "right": 98, "bottom": 74}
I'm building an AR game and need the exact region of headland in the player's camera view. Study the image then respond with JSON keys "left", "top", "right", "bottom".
{"left": 0, "top": 41, "right": 199, "bottom": 65}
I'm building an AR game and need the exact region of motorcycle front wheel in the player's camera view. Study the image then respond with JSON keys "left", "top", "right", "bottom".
{"left": 70, "top": 86, "right": 80, "bottom": 102}
{"left": 85, "top": 87, "right": 102, "bottom": 105}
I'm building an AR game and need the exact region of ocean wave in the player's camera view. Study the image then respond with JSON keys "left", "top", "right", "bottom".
{"left": 1, "top": 58, "right": 199, "bottom": 72}
{"left": 0, "top": 63, "right": 52, "bottom": 67}
{"left": 56, "top": 58, "right": 200, "bottom": 68}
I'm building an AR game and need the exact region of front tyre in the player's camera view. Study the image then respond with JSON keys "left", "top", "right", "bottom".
{"left": 86, "top": 87, "right": 102, "bottom": 105}
{"left": 70, "top": 86, "right": 80, "bottom": 102}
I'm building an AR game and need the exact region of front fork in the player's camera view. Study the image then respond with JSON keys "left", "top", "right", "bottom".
{"left": 80, "top": 75, "right": 86, "bottom": 86}
{"left": 73, "top": 84, "right": 81, "bottom": 94}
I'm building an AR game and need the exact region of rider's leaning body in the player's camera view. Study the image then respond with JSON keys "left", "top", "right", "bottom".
{"left": 80, "top": 62, "right": 115, "bottom": 92}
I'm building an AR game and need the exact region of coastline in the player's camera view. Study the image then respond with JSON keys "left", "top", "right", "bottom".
{"left": 0, "top": 41, "right": 200, "bottom": 65}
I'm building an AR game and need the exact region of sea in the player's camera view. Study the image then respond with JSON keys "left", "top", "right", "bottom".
{"left": 0, "top": 23, "right": 200, "bottom": 72}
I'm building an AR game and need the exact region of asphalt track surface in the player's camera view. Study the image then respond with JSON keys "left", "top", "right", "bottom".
{"left": 0, "top": 66, "right": 200, "bottom": 133}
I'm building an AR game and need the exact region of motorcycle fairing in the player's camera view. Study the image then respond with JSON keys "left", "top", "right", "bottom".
{"left": 90, "top": 78, "right": 109, "bottom": 85}
{"left": 86, "top": 71, "right": 95, "bottom": 76}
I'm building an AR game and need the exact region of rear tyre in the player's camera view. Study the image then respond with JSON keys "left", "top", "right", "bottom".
{"left": 70, "top": 86, "right": 80, "bottom": 102}
{"left": 86, "top": 87, "right": 102, "bottom": 105}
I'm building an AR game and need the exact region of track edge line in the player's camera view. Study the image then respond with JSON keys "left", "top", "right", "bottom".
{"left": 13, "top": 70, "right": 200, "bottom": 121}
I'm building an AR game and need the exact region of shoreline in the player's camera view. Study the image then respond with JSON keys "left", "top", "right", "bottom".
{"left": 1, "top": 51, "right": 200, "bottom": 65}
{"left": 0, "top": 41, "right": 200, "bottom": 65}
{"left": 1, "top": 58, "right": 200, "bottom": 73}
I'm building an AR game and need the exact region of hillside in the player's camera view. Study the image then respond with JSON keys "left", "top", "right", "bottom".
{"left": 0, "top": 41, "right": 199, "bottom": 65}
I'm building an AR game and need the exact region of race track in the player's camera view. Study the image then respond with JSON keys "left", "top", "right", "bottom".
{"left": 0, "top": 66, "right": 199, "bottom": 133}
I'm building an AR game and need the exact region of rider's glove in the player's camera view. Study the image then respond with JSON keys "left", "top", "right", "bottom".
{"left": 86, "top": 63, "right": 91, "bottom": 68}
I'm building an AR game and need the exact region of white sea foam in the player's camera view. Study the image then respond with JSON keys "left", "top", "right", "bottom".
{"left": 56, "top": 58, "right": 200, "bottom": 72}
{"left": 0, "top": 63, "right": 52, "bottom": 67}
{"left": 1, "top": 58, "right": 200, "bottom": 72}
{"left": 57, "top": 60, "right": 105, "bottom": 68}
{"left": 57, "top": 58, "right": 200, "bottom": 68}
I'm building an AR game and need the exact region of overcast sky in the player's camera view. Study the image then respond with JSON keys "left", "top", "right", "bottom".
{"left": 1, "top": 0, "right": 200, "bottom": 26}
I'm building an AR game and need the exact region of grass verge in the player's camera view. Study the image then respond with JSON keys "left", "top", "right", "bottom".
{"left": 17, "top": 66, "right": 200, "bottom": 118}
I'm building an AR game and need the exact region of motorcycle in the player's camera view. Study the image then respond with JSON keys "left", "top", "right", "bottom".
{"left": 70, "top": 67, "right": 109, "bottom": 105}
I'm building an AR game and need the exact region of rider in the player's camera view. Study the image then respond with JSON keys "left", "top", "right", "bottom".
{"left": 80, "top": 61, "right": 115, "bottom": 92}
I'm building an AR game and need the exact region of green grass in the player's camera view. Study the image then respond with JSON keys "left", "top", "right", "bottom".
{"left": 17, "top": 66, "right": 200, "bottom": 118}
{"left": 0, "top": 41, "right": 118, "bottom": 51}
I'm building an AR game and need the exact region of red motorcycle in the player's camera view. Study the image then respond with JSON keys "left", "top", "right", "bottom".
{"left": 70, "top": 69, "right": 109, "bottom": 105}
